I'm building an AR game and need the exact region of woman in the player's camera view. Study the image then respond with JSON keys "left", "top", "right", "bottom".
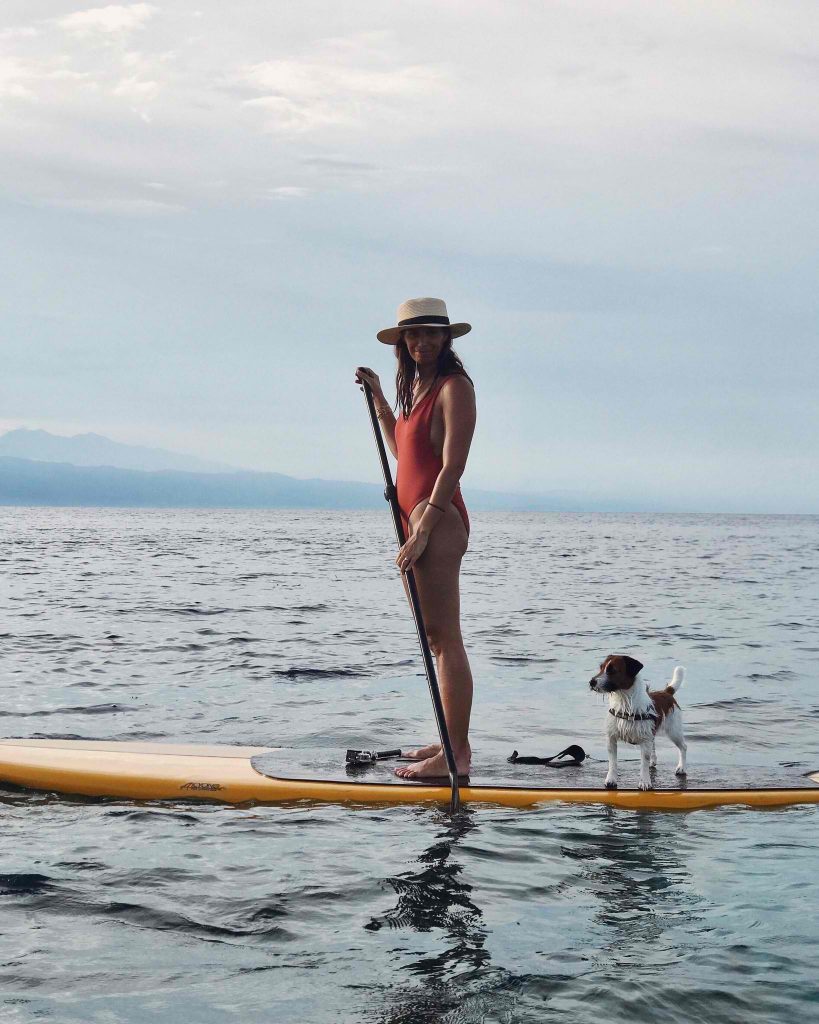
{"left": 355, "top": 297, "right": 477, "bottom": 779}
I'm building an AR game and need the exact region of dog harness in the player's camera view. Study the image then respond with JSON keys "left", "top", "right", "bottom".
{"left": 609, "top": 708, "right": 657, "bottom": 721}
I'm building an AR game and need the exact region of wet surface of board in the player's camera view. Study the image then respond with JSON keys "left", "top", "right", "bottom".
{"left": 251, "top": 747, "right": 818, "bottom": 792}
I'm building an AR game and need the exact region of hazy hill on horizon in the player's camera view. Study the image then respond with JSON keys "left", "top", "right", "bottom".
{"left": 0, "top": 427, "right": 614, "bottom": 512}
{"left": 0, "top": 428, "right": 770, "bottom": 514}
{"left": 0, "top": 455, "right": 628, "bottom": 512}
{"left": 0, "top": 427, "right": 239, "bottom": 474}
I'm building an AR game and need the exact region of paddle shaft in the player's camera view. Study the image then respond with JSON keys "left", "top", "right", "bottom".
{"left": 362, "top": 381, "right": 460, "bottom": 812}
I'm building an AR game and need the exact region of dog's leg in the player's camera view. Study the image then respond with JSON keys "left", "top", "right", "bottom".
{"left": 673, "top": 738, "right": 687, "bottom": 776}
{"left": 649, "top": 736, "right": 657, "bottom": 769}
{"left": 639, "top": 741, "right": 653, "bottom": 790}
{"left": 666, "top": 712, "right": 688, "bottom": 776}
{"left": 605, "top": 733, "right": 618, "bottom": 789}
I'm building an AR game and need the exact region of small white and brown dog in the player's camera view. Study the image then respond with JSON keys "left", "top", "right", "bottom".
{"left": 589, "top": 654, "right": 687, "bottom": 790}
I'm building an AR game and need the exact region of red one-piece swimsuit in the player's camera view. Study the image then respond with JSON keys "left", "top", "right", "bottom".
{"left": 394, "top": 376, "right": 470, "bottom": 537}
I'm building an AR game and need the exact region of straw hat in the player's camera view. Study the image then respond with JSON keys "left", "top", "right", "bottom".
{"left": 377, "top": 297, "right": 471, "bottom": 345}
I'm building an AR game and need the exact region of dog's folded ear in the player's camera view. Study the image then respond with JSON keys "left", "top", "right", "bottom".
{"left": 623, "top": 656, "right": 644, "bottom": 677}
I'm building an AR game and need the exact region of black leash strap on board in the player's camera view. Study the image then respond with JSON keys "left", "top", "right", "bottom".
{"left": 507, "top": 744, "right": 587, "bottom": 767}
{"left": 362, "top": 381, "right": 461, "bottom": 813}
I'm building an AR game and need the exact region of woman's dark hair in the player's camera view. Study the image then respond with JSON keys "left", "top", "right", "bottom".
{"left": 394, "top": 330, "right": 473, "bottom": 418}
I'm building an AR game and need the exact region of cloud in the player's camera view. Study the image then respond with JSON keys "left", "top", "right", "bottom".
{"left": 237, "top": 51, "right": 446, "bottom": 135}
{"left": 267, "top": 186, "right": 312, "bottom": 199}
{"left": 0, "top": 53, "right": 91, "bottom": 100}
{"left": 112, "top": 74, "right": 160, "bottom": 103}
{"left": 0, "top": 57, "right": 36, "bottom": 99}
{"left": 58, "top": 3, "right": 157, "bottom": 37}
{"left": 44, "top": 195, "right": 185, "bottom": 214}
{"left": 0, "top": 2, "right": 817, "bottom": 222}
{"left": 0, "top": 26, "right": 40, "bottom": 41}
{"left": 300, "top": 156, "right": 379, "bottom": 171}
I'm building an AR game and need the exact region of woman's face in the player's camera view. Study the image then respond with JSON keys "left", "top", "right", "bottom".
{"left": 401, "top": 326, "right": 449, "bottom": 368}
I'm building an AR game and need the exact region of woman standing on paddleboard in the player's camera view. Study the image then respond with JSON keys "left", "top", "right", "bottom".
{"left": 355, "top": 298, "right": 476, "bottom": 780}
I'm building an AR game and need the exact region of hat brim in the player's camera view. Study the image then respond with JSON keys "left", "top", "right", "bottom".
{"left": 377, "top": 322, "right": 471, "bottom": 345}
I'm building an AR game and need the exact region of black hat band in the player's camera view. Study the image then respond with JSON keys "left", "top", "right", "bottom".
{"left": 397, "top": 314, "right": 450, "bottom": 328}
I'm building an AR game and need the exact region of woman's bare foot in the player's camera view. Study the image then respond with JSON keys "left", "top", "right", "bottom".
{"left": 402, "top": 742, "right": 441, "bottom": 760}
{"left": 394, "top": 746, "right": 470, "bottom": 780}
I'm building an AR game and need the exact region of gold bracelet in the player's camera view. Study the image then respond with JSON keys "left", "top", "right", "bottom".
{"left": 376, "top": 406, "right": 393, "bottom": 420}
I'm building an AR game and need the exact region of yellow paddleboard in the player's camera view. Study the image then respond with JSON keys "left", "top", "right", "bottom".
{"left": 2, "top": 739, "right": 818, "bottom": 810}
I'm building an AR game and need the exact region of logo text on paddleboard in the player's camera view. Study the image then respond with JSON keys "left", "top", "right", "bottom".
{"left": 180, "top": 782, "right": 224, "bottom": 791}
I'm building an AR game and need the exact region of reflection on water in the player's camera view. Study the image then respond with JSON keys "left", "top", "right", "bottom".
{"left": 367, "top": 809, "right": 488, "bottom": 975}
{"left": 568, "top": 811, "right": 701, "bottom": 960}
{"left": 364, "top": 808, "right": 707, "bottom": 1023}
{"left": 365, "top": 808, "right": 503, "bottom": 1024}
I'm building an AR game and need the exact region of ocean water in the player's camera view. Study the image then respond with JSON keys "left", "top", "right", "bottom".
{"left": 1, "top": 507, "right": 818, "bottom": 1023}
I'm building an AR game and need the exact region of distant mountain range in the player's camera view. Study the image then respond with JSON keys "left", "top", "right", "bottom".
{"left": 0, "top": 456, "right": 387, "bottom": 509}
{"left": 0, "top": 428, "right": 654, "bottom": 512}
{"left": 0, "top": 428, "right": 238, "bottom": 474}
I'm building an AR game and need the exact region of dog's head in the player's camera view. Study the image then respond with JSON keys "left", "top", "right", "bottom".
{"left": 589, "top": 654, "right": 644, "bottom": 693}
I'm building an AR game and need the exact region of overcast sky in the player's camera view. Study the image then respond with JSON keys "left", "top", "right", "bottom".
{"left": 1, "top": 1, "right": 817, "bottom": 511}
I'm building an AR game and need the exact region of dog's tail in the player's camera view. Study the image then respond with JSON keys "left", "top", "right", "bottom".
{"left": 666, "top": 666, "right": 685, "bottom": 694}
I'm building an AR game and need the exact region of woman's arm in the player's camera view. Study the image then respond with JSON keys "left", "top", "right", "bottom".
{"left": 374, "top": 398, "right": 398, "bottom": 459}
{"left": 417, "top": 376, "right": 476, "bottom": 537}
{"left": 355, "top": 367, "right": 397, "bottom": 458}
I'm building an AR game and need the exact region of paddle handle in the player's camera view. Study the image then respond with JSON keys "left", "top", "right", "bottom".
{"left": 361, "top": 381, "right": 460, "bottom": 813}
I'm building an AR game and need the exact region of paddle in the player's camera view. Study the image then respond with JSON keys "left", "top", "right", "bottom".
{"left": 361, "top": 380, "right": 461, "bottom": 813}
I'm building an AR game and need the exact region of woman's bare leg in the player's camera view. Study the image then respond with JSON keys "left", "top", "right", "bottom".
{"left": 395, "top": 501, "right": 472, "bottom": 779}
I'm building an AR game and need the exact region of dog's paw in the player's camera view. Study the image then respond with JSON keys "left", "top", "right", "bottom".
{"left": 675, "top": 766, "right": 687, "bottom": 777}
{"left": 604, "top": 779, "right": 618, "bottom": 790}
{"left": 638, "top": 779, "right": 653, "bottom": 791}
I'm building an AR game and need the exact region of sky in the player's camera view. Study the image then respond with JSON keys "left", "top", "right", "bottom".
{"left": 1, "top": 0, "right": 817, "bottom": 512}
